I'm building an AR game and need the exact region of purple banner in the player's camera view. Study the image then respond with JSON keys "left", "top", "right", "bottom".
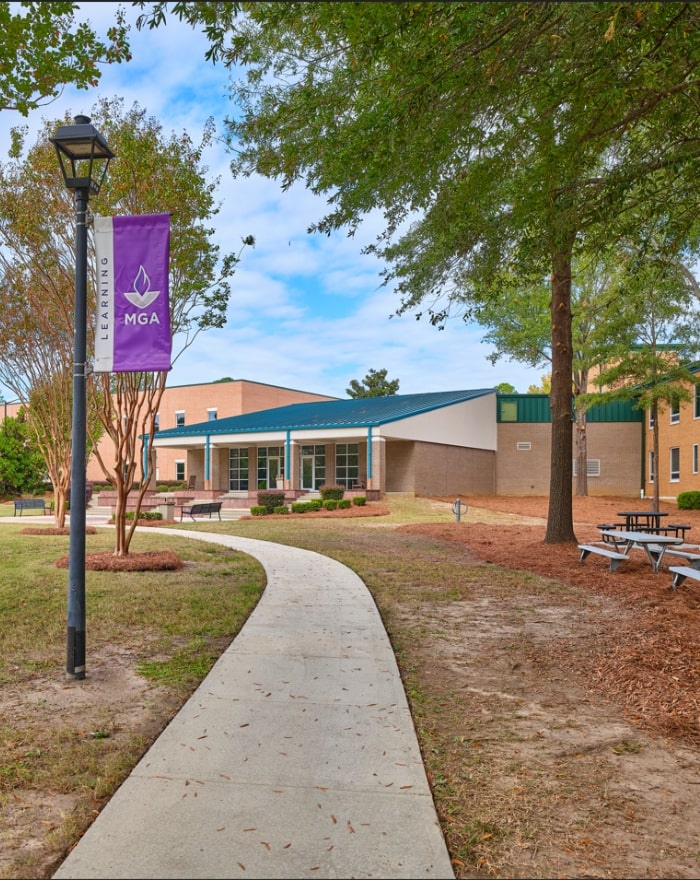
{"left": 94, "top": 214, "right": 171, "bottom": 372}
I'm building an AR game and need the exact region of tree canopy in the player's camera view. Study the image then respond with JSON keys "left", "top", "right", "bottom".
{"left": 138, "top": 2, "right": 700, "bottom": 540}
{"left": 346, "top": 368, "right": 399, "bottom": 398}
{"left": 0, "top": 2, "right": 130, "bottom": 117}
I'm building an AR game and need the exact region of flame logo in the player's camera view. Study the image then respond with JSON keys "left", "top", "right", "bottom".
{"left": 123, "top": 266, "right": 160, "bottom": 309}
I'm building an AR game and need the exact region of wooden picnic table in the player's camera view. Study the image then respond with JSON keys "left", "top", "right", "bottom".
{"left": 599, "top": 529, "right": 684, "bottom": 572}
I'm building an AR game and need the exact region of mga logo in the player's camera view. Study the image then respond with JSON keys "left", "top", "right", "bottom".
{"left": 123, "top": 265, "right": 160, "bottom": 309}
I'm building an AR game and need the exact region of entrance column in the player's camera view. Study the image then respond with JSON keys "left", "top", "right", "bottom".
{"left": 288, "top": 439, "right": 299, "bottom": 491}
{"left": 370, "top": 435, "right": 386, "bottom": 493}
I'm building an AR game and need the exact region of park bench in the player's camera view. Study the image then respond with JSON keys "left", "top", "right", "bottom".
{"left": 13, "top": 498, "right": 53, "bottom": 516}
{"left": 669, "top": 565, "right": 700, "bottom": 590}
{"left": 180, "top": 500, "right": 222, "bottom": 522}
{"left": 662, "top": 547, "right": 700, "bottom": 570}
{"left": 578, "top": 543, "right": 629, "bottom": 572}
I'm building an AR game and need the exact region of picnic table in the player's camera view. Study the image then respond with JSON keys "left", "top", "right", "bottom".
{"left": 599, "top": 529, "right": 684, "bottom": 572}
{"left": 616, "top": 510, "right": 668, "bottom": 531}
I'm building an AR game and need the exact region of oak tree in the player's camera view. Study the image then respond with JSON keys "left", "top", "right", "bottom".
{"left": 138, "top": 1, "right": 700, "bottom": 541}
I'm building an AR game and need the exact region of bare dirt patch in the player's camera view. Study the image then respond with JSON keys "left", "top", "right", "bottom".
{"left": 396, "top": 495, "right": 700, "bottom": 878}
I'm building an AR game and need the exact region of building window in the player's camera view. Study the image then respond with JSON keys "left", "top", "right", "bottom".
{"left": 175, "top": 460, "right": 185, "bottom": 482}
{"left": 208, "top": 409, "right": 217, "bottom": 421}
{"left": 516, "top": 442, "right": 532, "bottom": 451}
{"left": 695, "top": 385, "right": 700, "bottom": 419}
{"left": 670, "top": 399, "right": 680, "bottom": 424}
{"left": 694, "top": 444, "right": 699, "bottom": 475}
{"left": 154, "top": 412, "right": 160, "bottom": 432}
{"left": 649, "top": 451, "right": 655, "bottom": 484}
{"left": 648, "top": 409, "right": 655, "bottom": 429}
{"left": 670, "top": 447, "right": 680, "bottom": 482}
{"left": 229, "top": 448, "right": 249, "bottom": 491}
{"left": 176, "top": 411, "right": 185, "bottom": 427}
{"left": 335, "top": 443, "right": 359, "bottom": 488}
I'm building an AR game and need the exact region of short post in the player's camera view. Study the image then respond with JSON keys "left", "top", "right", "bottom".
{"left": 452, "top": 498, "right": 468, "bottom": 522}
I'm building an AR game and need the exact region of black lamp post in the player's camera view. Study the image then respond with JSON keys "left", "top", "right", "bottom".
{"left": 50, "top": 116, "right": 114, "bottom": 680}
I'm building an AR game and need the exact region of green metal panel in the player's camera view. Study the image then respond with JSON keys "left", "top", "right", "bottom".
{"left": 497, "top": 394, "right": 642, "bottom": 423}
{"left": 586, "top": 399, "right": 643, "bottom": 422}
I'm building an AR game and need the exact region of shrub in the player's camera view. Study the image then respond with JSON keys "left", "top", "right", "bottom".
{"left": 677, "top": 491, "right": 700, "bottom": 510}
{"left": 352, "top": 496, "right": 367, "bottom": 506}
{"left": 250, "top": 505, "right": 267, "bottom": 516}
{"left": 257, "top": 491, "right": 285, "bottom": 513}
{"left": 319, "top": 484, "right": 345, "bottom": 501}
{"left": 323, "top": 499, "right": 338, "bottom": 511}
{"left": 291, "top": 501, "right": 313, "bottom": 513}
{"left": 338, "top": 499, "right": 351, "bottom": 509}
{"left": 273, "top": 505, "right": 289, "bottom": 514}
{"left": 124, "top": 510, "right": 163, "bottom": 521}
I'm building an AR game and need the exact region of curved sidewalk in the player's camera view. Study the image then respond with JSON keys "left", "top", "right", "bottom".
{"left": 53, "top": 528, "right": 455, "bottom": 879}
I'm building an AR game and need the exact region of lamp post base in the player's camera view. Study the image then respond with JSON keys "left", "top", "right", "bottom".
{"left": 66, "top": 627, "right": 86, "bottom": 679}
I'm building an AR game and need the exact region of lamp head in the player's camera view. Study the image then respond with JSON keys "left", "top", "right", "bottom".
{"left": 50, "top": 115, "right": 114, "bottom": 195}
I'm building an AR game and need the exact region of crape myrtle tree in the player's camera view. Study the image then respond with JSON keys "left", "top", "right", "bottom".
{"left": 0, "top": 158, "right": 105, "bottom": 527}
{"left": 0, "top": 2, "right": 130, "bottom": 117}
{"left": 138, "top": 1, "right": 700, "bottom": 542}
{"left": 0, "top": 98, "right": 253, "bottom": 553}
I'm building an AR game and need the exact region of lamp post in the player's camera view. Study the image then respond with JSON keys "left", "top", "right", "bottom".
{"left": 50, "top": 116, "right": 114, "bottom": 680}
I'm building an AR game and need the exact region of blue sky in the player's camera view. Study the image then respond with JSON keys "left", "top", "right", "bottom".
{"left": 1, "top": 2, "right": 545, "bottom": 401}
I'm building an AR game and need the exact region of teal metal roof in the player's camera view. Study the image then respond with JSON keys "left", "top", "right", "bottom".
{"left": 155, "top": 389, "right": 496, "bottom": 439}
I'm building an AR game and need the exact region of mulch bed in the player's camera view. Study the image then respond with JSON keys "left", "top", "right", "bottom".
{"left": 54, "top": 549, "right": 183, "bottom": 571}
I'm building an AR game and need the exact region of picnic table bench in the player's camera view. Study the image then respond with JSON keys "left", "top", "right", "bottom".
{"left": 578, "top": 543, "right": 629, "bottom": 572}
{"left": 179, "top": 500, "right": 222, "bottom": 522}
{"left": 13, "top": 498, "right": 53, "bottom": 516}
{"left": 662, "top": 546, "right": 700, "bottom": 570}
{"left": 669, "top": 565, "right": 700, "bottom": 590}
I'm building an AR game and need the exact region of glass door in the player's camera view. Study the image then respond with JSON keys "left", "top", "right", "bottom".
{"left": 268, "top": 455, "right": 281, "bottom": 487}
{"left": 301, "top": 455, "right": 314, "bottom": 490}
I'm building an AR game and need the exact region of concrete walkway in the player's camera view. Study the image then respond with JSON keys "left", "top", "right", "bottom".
{"left": 49, "top": 527, "right": 455, "bottom": 879}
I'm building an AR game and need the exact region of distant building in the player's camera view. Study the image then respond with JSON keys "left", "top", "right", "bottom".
{"left": 87, "top": 378, "right": 337, "bottom": 483}
{"left": 152, "top": 389, "right": 645, "bottom": 500}
{"left": 12, "top": 374, "right": 700, "bottom": 502}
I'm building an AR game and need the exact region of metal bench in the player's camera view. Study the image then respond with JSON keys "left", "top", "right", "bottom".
{"left": 669, "top": 565, "right": 700, "bottom": 590}
{"left": 13, "top": 498, "right": 53, "bottom": 516}
{"left": 180, "top": 500, "right": 222, "bottom": 522}
{"left": 662, "top": 547, "right": 700, "bottom": 570}
{"left": 660, "top": 524, "right": 692, "bottom": 539}
{"left": 578, "top": 543, "right": 629, "bottom": 572}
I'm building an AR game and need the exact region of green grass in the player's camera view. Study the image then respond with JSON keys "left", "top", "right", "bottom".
{"left": 0, "top": 526, "right": 265, "bottom": 691}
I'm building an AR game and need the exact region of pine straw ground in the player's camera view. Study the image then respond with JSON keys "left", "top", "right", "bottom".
{"left": 406, "top": 494, "right": 700, "bottom": 749}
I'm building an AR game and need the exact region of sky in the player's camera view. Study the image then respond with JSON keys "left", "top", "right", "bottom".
{"left": 0, "top": 2, "right": 545, "bottom": 402}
